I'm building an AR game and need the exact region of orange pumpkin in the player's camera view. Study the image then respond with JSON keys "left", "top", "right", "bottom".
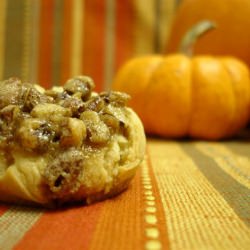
{"left": 112, "top": 22, "right": 250, "bottom": 140}
{"left": 167, "top": 0, "right": 250, "bottom": 68}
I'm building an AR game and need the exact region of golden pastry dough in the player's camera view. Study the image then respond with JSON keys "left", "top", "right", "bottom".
{"left": 0, "top": 76, "right": 146, "bottom": 206}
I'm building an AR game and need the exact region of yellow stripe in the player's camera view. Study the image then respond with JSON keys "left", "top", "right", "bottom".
{"left": 158, "top": 0, "right": 175, "bottom": 52}
{"left": 133, "top": 0, "right": 156, "bottom": 55}
{"left": 195, "top": 142, "right": 250, "bottom": 188}
{"left": 0, "top": 206, "right": 43, "bottom": 250}
{"left": 147, "top": 140, "right": 250, "bottom": 250}
{"left": 0, "top": 0, "right": 7, "bottom": 80}
{"left": 104, "top": 0, "right": 116, "bottom": 90}
{"left": 70, "top": 0, "right": 84, "bottom": 77}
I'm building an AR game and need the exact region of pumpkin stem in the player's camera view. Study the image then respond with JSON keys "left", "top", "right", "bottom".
{"left": 179, "top": 20, "right": 216, "bottom": 56}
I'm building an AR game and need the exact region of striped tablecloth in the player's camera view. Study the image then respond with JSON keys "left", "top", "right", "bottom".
{"left": 0, "top": 0, "right": 178, "bottom": 91}
{"left": 0, "top": 137, "right": 249, "bottom": 250}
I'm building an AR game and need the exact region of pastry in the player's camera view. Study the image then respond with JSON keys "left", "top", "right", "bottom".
{"left": 0, "top": 76, "right": 146, "bottom": 206}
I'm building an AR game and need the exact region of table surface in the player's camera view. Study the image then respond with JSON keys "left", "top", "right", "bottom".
{"left": 0, "top": 137, "right": 249, "bottom": 250}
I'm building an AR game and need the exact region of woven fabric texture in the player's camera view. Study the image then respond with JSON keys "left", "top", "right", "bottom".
{"left": 0, "top": 0, "right": 177, "bottom": 90}
{"left": 0, "top": 139, "right": 249, "bottom": 250}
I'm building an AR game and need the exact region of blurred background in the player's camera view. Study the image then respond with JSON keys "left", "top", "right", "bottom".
{"left": 1, "top": 0, "right": 250, "bottom": 92}
{"left": 0, "top": 0, "right": 180, "bottom": 91}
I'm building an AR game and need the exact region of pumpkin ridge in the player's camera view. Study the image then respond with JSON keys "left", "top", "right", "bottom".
{"left": 221, "top": 57, "right": 250, "bottom": 137}
{"left": 186, "top": 57, "right": 194, "bottom": 138}
{"left": 221, "top": 58, "right": 237, "bottom": 137}
{"left": 189, "top": 56, "right": 236, "bottom": 139}
{"left": 142, "top": 57, "right": 165, "bottom": 133}
{"left": 112, "top": 49, "right": 250, "bottom": 139}
{"left": 144, "top": 54, "right": 192, "bottom": 137}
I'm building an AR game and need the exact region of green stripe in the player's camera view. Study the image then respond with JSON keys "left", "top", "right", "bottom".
{"left": 104, "top": 0, "right": 115, "bottom": 90}
{"left": 22, "top": 0, "right": 32, "bottom": 82}
{"left": 197, "top": 142, "right": 250, "bottom": 183}
{"left": 0, "top": 0, "right": 7, "bottom": 80}
{"left": 181, "top": 142, "right": 250, "bottom": 228}
{"left": 154, "top": 0, "right": 161, "bottom": 53}
{"left": 29, "top": 0, "right": 41, "bottom": 84}
{"left": 3, "top": 0, "right": 25, "bottom": 79}
{"left": 224, "top": 141, "right": 250, "bottom": 158}
{"left": 175, "top": 0, "right": 183, "bottom": 8}
{"left": 52, "top": 0, "right": 64, "bottom": 86}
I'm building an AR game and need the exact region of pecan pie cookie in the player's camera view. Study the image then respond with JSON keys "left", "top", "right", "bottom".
{"left": 0, "top": 76, "right": 146, "bottom": 206}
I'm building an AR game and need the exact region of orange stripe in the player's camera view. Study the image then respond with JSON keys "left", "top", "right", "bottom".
{"left": 14, "top": 203, "right": 103, "bottom": 250}
{"left": 60, "top": 0, "right": 72, "bottom": 85}
{"left": 89, "top": 170, "right": 144, "bottom": 250}
{"left": 82, "top": 1, "right": 106, "bottom": 92}
{"left": 38, "top": 0, "right": 54, "bottom": 88}
{"left": 114, "top": 0, "right": 134, "bottom": 74}
{"left": 0, "top": 205, "right": 8, "bottom": 216}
